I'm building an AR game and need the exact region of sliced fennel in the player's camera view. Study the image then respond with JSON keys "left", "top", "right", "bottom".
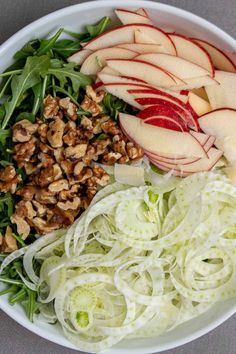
{"left": 3, "top": 170, "right": 236, "bottom": 353}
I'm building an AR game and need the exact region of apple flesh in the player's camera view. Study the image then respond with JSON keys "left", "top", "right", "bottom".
{"left": 115, "top": 43, "right": 167, "bottom": 54}
{"left": 115, "top": 9, "right": 152, "bottom": 25}
{"left": 119, "top": 113, "right": 206, "bottom": 158}
{"left": 169, "top": 34, "right": 214, "bottom": 76}
{"left": 80, "top": 47, "right": 137, "bottom": 75}
{"left": 146, "top": 150, "right": 200, "bottom": 165}
{"left": 198, "top": 108, "right": 236, "bottom": 142}
{"left": 98, "top": 73, "right": 147, "bottom": 85}
{"left": 135, "top": 98, "right": 198, "bottom": 131}
{"left": 135, "top": 53, "right": 214, "bottom": 80}
{"left": 84, "top": 24, "right": 176, "bottom": 55}
{"left": 136, "top": 8, "right": 149, "bottom": 17}
{"left": 188, "top": 92, "right": 212, "bottom": 116}
{"left": 134, "top": 30, "right": 158, "bottom": 44}
{"left": 68, "top": 49, "right": 93, "bottom": 65}
{"left": 147, "top": 147, "right": 223, "bottom": 176}
{"left": 127, "top": 87, "right": 188, "bottom": 103}
{"left": 192, "top": 38, "right": 236, "bottom": 73}
{"left": 106, "top": 59, "right": 179, "bottom": 87}
{"left": 205, "top": 70, "right": 236, "bottom": 110}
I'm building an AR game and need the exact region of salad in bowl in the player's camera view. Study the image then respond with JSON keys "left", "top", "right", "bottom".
{"left": 0, "top": 3, "right": 236, "bottom": 353}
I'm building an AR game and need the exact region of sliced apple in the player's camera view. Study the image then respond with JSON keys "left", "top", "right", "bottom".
{"left": 98, "top": 73, "right": 147, "bottom": 85}
{"left": 80, "top": 47, "right": 137, "bottom": 75}
{"left": 67, "top": 49, "right": 93, "bottom": 65}
{"left": 170, "top": 76, "right": 217, "bottom": 91}
{"left": 115, "top": 43, "right": 167, "bottom": 54}
{"left": 136, "top": 53, "right": 215, "bottom": 80}
{"left": 205, "top": 70, "right": 236, "bottom": 109}
{"left": 192, "top": 38, "right": 236, "bottom": 73}
{"left": 127, "top": 87, "right": 188, "bottom": 103}
{"left": 106, "top": 59, "right": 180, "bottom": 87}
{"left": 119, "top": 113, "right": 206, "bottom": 158}
{"left": 146, "top": 150, "right": 200, "bottom": 165}
{"left": 169, "top": 34, "right": 214, "bottom": 76}
{"left": 148, "top": 147, "right": 222, "bottom": 175}
{"left": 198, "top": 109, "right": 236, "bottom": 149}
{"left": 115, "top": 9, "right": 152, "bottom": 25}
{"left": 134, "top": 30, "right": 157, "bottom": 44}
{"left": 137, "top": 104, "right": 190, "bottom": 129}
{"left": 136, "top": 8, "right": 148, "bottom": 17}
{"left": 189, "top": 130, "right": 210, "bottom": 146}
{"left": 144, "top": 116, "right": 186, "bottom": 132}
{"left": 84, "top": 24, "right": 176, "bottom": 55}
{"left": 188, "top": 92, "right": 212, "bottom": 116}
{"left": 135, "top": 99, "right": 198, "bottom": 131}
{"left": 191, "top": 87, "right": 209, "bottom": 101}
{"left": 102, "top": 83, "right": 148, "bottom": 109}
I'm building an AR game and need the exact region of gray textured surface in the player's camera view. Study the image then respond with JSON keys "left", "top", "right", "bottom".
{"left": 0, "top": 0, "right": 236, "bottom": 353}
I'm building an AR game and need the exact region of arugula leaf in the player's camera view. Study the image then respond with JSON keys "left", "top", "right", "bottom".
{"left": 63, "top": 29, "right": 89, "bottom": 40}
{"left": 50, "top": 85, "right": 79, "bottom": 106}
{"left": 1, "top": 55, "right": 50, "bottom": 129}
{"left": 32, "top": 82, "right": 43, "bottom": 116}
{"left": 0, "top": 129, "right": 11, "bottom": 145}
{"left": 0, "top": 193, "right": 14, "bottom": 218}
{"left": 102, "top": 93, "right": 135, "bottom": 120}
{"left": 16, "top": 112, "right": 36, "bottom": 123}
{"left": 36, "top": 28, "right": 64, "bottom": 56}
{"left": 52, "top": 39, "right": 81, "bottom": 58}
{"left": 86, "top": 16, "right": 111, "bottom": 37}
{"left": 14, "top": 39, "right": 40, "bottom": 60}
{"left": 49, "top": 62, "right": 92, "bottom": 92}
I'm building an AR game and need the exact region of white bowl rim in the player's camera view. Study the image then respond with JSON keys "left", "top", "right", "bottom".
{"left": 0, "top": 1, "right": 236, "bottom": 353}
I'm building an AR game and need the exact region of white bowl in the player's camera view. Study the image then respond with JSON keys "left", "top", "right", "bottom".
{"left": 0, "top": 1, "right": 236, "bottom": 353}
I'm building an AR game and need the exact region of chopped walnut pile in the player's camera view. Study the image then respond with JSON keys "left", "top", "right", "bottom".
{"left": 0, "top": 86, "right": 143, "bottom": 241}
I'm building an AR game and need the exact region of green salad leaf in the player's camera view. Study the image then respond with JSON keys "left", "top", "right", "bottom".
{"left": 52, "top": 39, "right": 81, "bottom": 58}
{"left": 1, "top": 55, "right": 50, "bottom": 129}
{"left": 36, "top": 28, "right": 64, "bottom": 56}
{"left": 49, "top": 62, "right": 92, "bottom": 92}
{"left": 86, "top": 16, "right": 111, "bottom": 37}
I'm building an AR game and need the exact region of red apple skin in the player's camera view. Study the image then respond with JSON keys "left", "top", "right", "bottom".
{"left": 84, "top": 23, "right": 177, "bottom": 54}
{"left": 147, "top": 149, "right": 222, "bottom": 176}
{"left": 135, "top": 98, "right": 198, "bottom": 131}
{"left": 128, "top": 88, "right": 187, "bottom": 105}
{"left": 191, "top": 38, "right": 236, "bottom": 72}
{"left": 137, "top": 105, "right": 189, "bottom": 131}
{"left": 136, "top": 8, "right": 149, "bottom": 17}
{"left": 144, "top": 116, "right": 185, "bottom": 132}
{"left": 169, "top": 33, "right": 215, "bottom": 77}
{"left": 116, "top": 8, "right": 148, "bottom": 18}
{"left": 106, "top": 58, "right": 179, "bottom": 84}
